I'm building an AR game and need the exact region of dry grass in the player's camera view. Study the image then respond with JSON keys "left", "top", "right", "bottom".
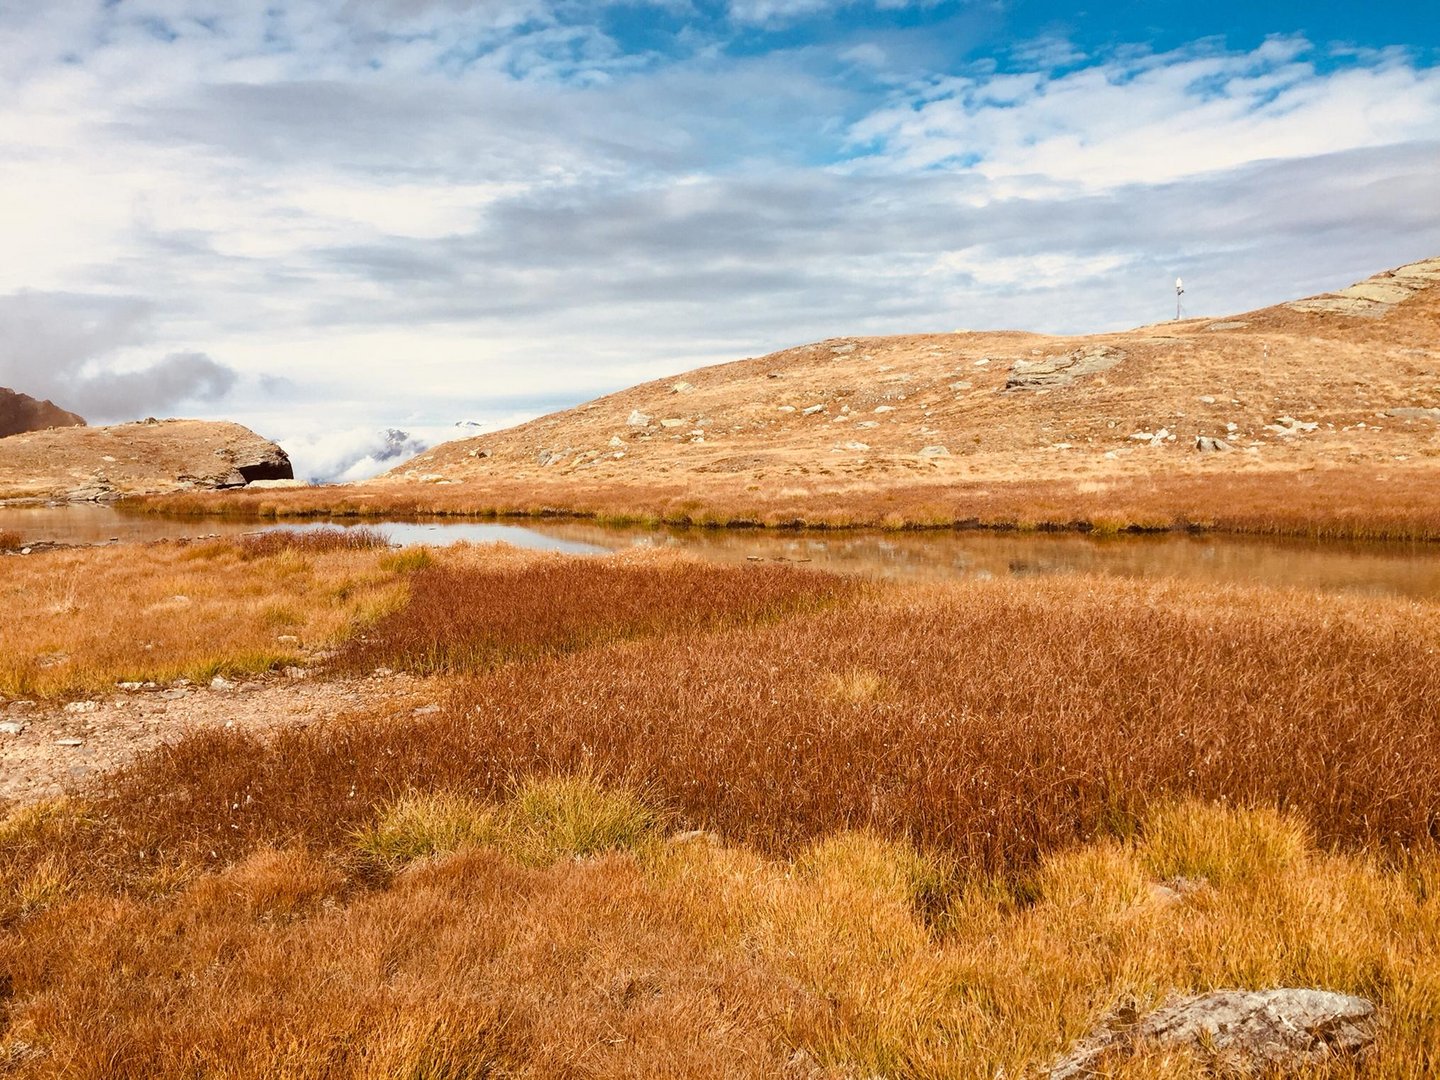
{"left": 126, "top": 463, "right": 1440, "bottom": 542}
{"left": 0, "top": 536, "right": 414, "bottom": 698}
{"left": 1, "top": 792, "right": 1437, "bottom": 1077}
{"left": 340, "top": 552, "right": 859, "bottom": 674}
{"left": 237, "top": 525, "right": 390, "bottom": 558}
{"left": 0, "top": 529, "right": 22, "bottom": 551}
{"left": 3, "top": 550, "right": 1439, "bottom": 1076}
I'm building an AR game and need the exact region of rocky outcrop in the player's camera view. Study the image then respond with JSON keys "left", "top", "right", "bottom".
{"left": 0, "top": 388, "right": 85, "bottom": 439}
{"left": 1051, "top": 989, "right": 1378, "bottom": 1078}
{"left": 0, "top": 419, "right": 293, "bottom": 502}
{"left": 1288, "top": 257, "right": 1440, "bottom": 317}
{"left": 1005, "top": 346, "right": 1125, "bottom": 391}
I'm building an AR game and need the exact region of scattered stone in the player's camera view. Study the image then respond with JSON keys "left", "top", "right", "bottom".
{"left": 536, "top": 448, "right": 566, "bottom": 466}
{"left": 626, "top": 409, "right": 652, "bottom": 427}
{"left": 830, "top": 342, "right": 856, "bottom": 355}
{"left": 802, "top": 404, "right": 826, "bottom": 416}
{"left": 609, "top": 435, "right": 625, "bottom": 447}
{"left": 0, "top": 721, "right": 25, "bottom": 735}
{"left": 838, "top": 441, "right": 870, "bottom": 451}
{"left": 1051, "top": 989, "right": 1378, "bottom": 1079}
{"left": 1198, "top": 395, "right": 1216, "bottom": 404}
{"left": 671, "top": 381, "right": 695, "bottom": 394}
{"left": 63, "top": 700, "right": 98, "bottom": 714}
{"left": 919, "top": 445, "right": 951, "bottom": 457}
{"left": 1267, "top": 416, "right": 1319, "bottom": 437}
{"left": 158, "top": 688, "right": 190, "bottom": 702}
{"left": 54, "top": 738, "right": 84, "bottom": 748}
{"left": 949, "top": 380, "right": 973, "bottom": 391}
{"left": 238, "top": 682, "right": 264, "bottom": 693}
{"left": 210, "top": 675, "right": 237, "bottom": 691}
{"left": 1006, "top": 345, "right": 1125, "bottom": 391}
{"left": 874, "top": 405, "right": 895, "bottom": 414}
{"left": 855, "top": 420, "right": 879, "bottom": 429}
{"left": 973, "top": 358, "right": 991, "bottom": 366}
{"left": 777, "top": 405, "right": 796, "bottom": 413}
{"left": 116, "top": 681, "right": 144, "bottom": 691}
{"left": 8, "top": 700, "right": 35, "bottom": 712}
{"left": 659, "top": 418, "right": 687, "bottom": 428}
{"left": 1385, "top": 407, "right": 1440, "bottom": 421}
{"left": 1195, "top": 436, "right": 1236, "bottom": 453}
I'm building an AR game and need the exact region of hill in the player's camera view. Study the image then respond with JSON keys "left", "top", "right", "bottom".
{"left": 135, "top": 256, "right": 1440, "bottom": 537}
{"left": 392, "top": 258, "right": 1439, "bottom": 503}
{"left": 0, "top": 388, "right": 85, "bottom": 439}
{"left": 0, "top": 418, "right": 295, "bottom": 503}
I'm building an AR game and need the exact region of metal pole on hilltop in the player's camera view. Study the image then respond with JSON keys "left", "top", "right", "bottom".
{"left": 1175, "top": 277, "right": 1185, "bottom": 321}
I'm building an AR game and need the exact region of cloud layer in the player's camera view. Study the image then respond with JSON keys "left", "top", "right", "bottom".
{"left": 1, "top": 3, "right": 1436, "bottom": 445}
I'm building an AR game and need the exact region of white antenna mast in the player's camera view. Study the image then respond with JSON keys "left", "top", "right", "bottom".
{"left": 1175, "top": 277, "right": 1185, "bottom": 320}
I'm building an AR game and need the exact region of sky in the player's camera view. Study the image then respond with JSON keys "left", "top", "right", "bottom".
{"left": 1, "top": 1, "right": 1437, "bottom": 480}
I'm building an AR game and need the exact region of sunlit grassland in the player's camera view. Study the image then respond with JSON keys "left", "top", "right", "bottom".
{"left": 1, "top": 547, "right": 1438, "bottom": 1075}
{"left": 0, "top": 529, "right": 409, "bottom": 698}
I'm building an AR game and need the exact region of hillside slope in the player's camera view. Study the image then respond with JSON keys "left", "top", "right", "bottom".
{"left": 389, "top": 258, "right": 1440, "bottom": 515}
{"left": 0, "top": 388, "right": 85, "bottom": 439}
{"left": 0, "top": 418, "right": 294, "bottom": 502}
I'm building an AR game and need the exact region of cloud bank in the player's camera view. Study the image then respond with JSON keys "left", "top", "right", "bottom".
{"left": 0, "top": 3, "right": 1436, "bottom": 446}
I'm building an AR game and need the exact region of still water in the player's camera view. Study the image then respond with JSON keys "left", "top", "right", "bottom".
{"left": 4, "top": 503, "right": 1440, "bottom": 599}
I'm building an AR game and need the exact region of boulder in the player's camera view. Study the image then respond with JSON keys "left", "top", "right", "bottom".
{"left": 1006, "top": 346, "right": 1125, "bottom": 391}
{"left": 1051, "top": 989, "right": 1377, "bottom": 1079}
{"left": 1194, "top": 436, "right": 1236, "bottom": 453}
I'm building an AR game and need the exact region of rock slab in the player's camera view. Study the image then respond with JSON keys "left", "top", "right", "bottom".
{"left": 1051, "top": 988, "right": 1377, "bottom": 1078}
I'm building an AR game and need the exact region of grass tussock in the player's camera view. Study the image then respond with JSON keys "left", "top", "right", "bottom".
{"left": 237, "top": 525, "right": 390, "bottom": 558}
{"left": 339, "top": 552, "right": 858, "bottom": 674}
{"left": 0, "top": 528, "right": 22, "bottom": 551}
{"left": 0, "top": 538, "right": 415, "bottom": 697}
{"left": 356, "top": 773, "right": 660, "bottom": 868}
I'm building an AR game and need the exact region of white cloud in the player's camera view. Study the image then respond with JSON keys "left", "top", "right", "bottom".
{"left": 0, "top": 9, "right": 1436, "bottom": 452}
{"left": 847, "top": 38, "right": 1440, "bottom": 193}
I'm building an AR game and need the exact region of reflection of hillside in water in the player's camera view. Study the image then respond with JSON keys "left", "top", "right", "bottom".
{"left": 4, "top": 505, "right": 1440, "bottom": 600}
{"left": 525, "top": 520, "right": 1440, "bottom": 598}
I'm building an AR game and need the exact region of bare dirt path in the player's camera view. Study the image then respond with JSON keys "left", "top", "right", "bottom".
{"left": 0, "top": 670, "right": 440, "bottom": 804}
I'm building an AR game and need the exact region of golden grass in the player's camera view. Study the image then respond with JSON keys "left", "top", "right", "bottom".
{"left": 0, "top": 533, "right": 415, "bottom": 698}
{"left": 2, "top": 792, "right": 1437, "bottom": 1077}
{"left": 2, "top": 549, "right": 1438, "bottom": 1075}
{"left": 125, "top": 462, "right": 1440, "bottom": 542}
{"left": 0, "top": 529, "right": 22, "bottom": 551}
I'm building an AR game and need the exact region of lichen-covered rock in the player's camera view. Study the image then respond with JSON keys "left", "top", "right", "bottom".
{"left": 1051, "top": 988, "right": 1378, "bottom": 1078}
{"left": 1006, "top": 346, "right": 1125, "bottom": 391}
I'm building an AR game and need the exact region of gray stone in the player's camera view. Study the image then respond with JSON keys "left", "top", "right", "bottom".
{"left": 0, "top": 721, "right": 25, "bottom": 735}
{"left": 63, "top": 700, "right": 98, "bottom": 714}
{"left": 158, "top": 688, "right": 190, "bottom": 701}
{"left": 1006, "top": 345, "right": 1125, "bottom": 391}
{"left": 54, "top": 738, "right": 84, "bottom": 747}
{"left": 1385, "top": 407, "right": 1440, "bottom": 421}
{"left": 626, "top": 409, "right": 652, "bottom": 427}
{"left": 919, "top": 445, "right": 951, "bottom": 457}
{"left": 1194, "top": 436, "right": 1236, "bottom": 453}
{"left": 210, "top": 675, "right": 237, "bottom": 691}
{"left": 671, "top": 380, "right": 695, "bottom": 394}
{"left": 802, "top": 404, "right": 826, "bottom": 416}
{"left": 1051, "top": 989, "right": 1377, "bottom": 1079}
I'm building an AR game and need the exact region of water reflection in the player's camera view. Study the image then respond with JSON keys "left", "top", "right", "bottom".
{"left": 4, "top": 504, "right": 1440, "bottom": 600}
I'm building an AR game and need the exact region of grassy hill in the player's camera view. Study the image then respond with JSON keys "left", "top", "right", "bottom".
{"left": 135, "top": 257, "right": 1440, "bottom": 537}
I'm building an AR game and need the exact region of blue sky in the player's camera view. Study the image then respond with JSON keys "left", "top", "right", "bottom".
{"left": 1, "top": 1, "right": 1437, "bottom": 479}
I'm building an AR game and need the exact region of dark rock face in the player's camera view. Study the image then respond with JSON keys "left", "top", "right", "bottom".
{"left": 0, "top": 388, "right": 85, "bottom": 438}
{"left": 236, "top": 453, "right": 294, "bottom": 483}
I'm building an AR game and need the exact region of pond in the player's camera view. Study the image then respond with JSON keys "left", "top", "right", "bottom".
{"left": 4, "top": 503, "right": 1440, "bottom": 599}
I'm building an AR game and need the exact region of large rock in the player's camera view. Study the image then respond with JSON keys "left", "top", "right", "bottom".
{"left": 0, "top": 388, "right": 85, "bottom": 439}
{"left": 1051, "top": 989, "right": 1378, "bottom": 1078}
{"left": 0, "top": 418, "right": 293, "bottom": 502}
{"left": 1006, "top": 346, "right": 1125, "bottom": 391}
